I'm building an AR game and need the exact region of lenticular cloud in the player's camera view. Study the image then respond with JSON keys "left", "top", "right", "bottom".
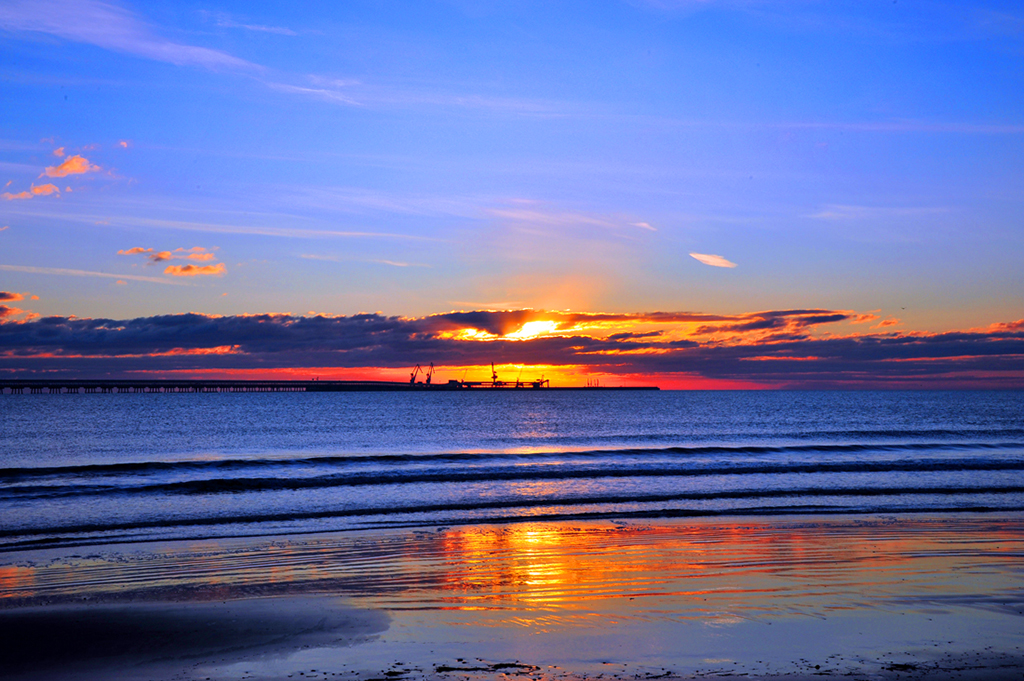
{"left": 689, "top": 252, "right": 737, "bottom": 268}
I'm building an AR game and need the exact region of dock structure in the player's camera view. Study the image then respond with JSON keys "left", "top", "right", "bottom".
{"left": 0, "top": 379, "right": 659, "bottom": 394}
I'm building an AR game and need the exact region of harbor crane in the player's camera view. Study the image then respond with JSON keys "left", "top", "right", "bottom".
{"left": 490, "top": 362, "right": 505, "bottom": 387}
{"left": 410, "top": 364, "right": 422, "bottom": 384}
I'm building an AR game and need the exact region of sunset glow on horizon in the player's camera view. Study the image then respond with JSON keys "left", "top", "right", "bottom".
{"left": 2, "top": 0, "right": 1023, "bottom": 388}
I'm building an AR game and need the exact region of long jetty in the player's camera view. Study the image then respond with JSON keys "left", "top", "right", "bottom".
{"left": 0, "top": 379, "right": 659, "bottom": 394}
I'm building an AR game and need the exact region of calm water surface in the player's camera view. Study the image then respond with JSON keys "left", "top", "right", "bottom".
{"left": 1, "top": 390, "right": 1023, "bottom": 550}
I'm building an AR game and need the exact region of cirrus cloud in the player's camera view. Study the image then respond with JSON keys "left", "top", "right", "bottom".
{"left": 0, "top": 0, "right": 257, "bottom": 71}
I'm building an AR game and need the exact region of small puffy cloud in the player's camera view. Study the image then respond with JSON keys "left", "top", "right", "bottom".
{"left": 43, "top": 154, "right": 100, "bottom": 178}
{"left": 0, "top": 291, "right": 25, "bottom": 302}
{"left": 852, "top": 313, "right": 880, "bottom": 324}
{"left": 165, "top": 263, "right": 226, "bottom": 276}
{"left": 118, "top": 247, "right": 153, "bottom": 256}
{"left": 2, "top": 183, "right": 60, "bottom": 200}
{"left": 120, "top": 246, "right": 218, "bottom": 265}
{"left": 119, "top": 140, "right": 130, "bottom": 148}
{"left": 689, "top": 252, "right": 737, "bottom": 268}
{"left": 32, "top": 183, "right": 59, "bottom": 196}
{"left": 53, "top": 147, "right": 65, "bottom": 157}
{"left": 872, "top": 318, "right": 901, "bottom": 329}
{"left": 116, "top": 280, "right": 127, "bottom": 285}
{"left": 0, "top": 305, "right": 22, "bottom": 319}
{"left": 4, "top": 180, "right": 11, "bottom": 187}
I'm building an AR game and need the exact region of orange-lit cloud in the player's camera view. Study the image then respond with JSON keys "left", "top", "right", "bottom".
{"left": 52, "top": 147, "right": 65, "bottom": 157}
{"left": 0, "top": 292, "right": 26, "bottom": 302}
{"left": 116, "top": 280, "right": 127, "bottom": 285}
{"left": 164, "top": 263, "right": 226, "bottom": 276}
{"left": 852, "top": 314, "right": 880, "bottom": 323}
{"left": 0, "top": 305, "right": 22, "bottom": 319}
{"left": 32, "top": 183, "right": 59, "bottom": 196}
{"left": 689, "top": 252, "right": 737, "bottom": 268}
{"left": 990, "top": 319, "right": 1024, "bottom": 332}
{"left": 43, "top": 154, "right": 99, "bottom": 178}
{"left": 0, "top": 225, "right": 8, "bottom": 231}
{"left": 3, "top": 308, "right": 1024, "bottom": 389}
{"left": 872, "top": 318, "right": 901, "bottom": 329}
{"left": 119, "top": 140, "right": 131, "bottom": 148}
{"left": 2, "top": 183, "right": 60, "bottom": 200}
{"left": 119, "top": 246, "right": 219, "bottom": 265}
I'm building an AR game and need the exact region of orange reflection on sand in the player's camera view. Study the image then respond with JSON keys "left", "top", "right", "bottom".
{"left": 0, "top": 566, "right": 35, "bottom": 599}
{"left": 436, "top": 523, "right": 715, "bottom": 610}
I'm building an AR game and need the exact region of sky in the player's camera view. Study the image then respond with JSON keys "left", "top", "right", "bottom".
{"left": 2, "top": 0, "right": 1023, "bottom": 388}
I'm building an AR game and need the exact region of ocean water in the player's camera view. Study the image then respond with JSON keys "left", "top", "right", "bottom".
{"left": 1, "top": 390, "right": 1023, "bottom": 551}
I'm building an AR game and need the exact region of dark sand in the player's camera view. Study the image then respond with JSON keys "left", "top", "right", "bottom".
{"left": 2, "top": 515, "right": 1023, "bottom": 680}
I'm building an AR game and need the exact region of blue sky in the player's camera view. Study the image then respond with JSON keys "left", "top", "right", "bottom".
{"left": 2, "top": 0, "right": 1023, "bottom": 385}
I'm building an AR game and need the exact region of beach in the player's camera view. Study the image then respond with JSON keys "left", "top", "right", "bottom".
{"left": 4, "top": 514, "right": 1024, "bottom": 680}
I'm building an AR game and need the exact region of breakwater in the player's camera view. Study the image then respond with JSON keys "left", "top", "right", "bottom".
{"left": 0, "top": 379, "right": 659, "bottom": 394}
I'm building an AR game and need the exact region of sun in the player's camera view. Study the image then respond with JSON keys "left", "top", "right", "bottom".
{"left": 505, "top": 320, "right": 559, "bottom": 340}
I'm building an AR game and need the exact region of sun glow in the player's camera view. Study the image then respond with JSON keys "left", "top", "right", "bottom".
{"left": 506, "top": 320, "right": 559, "bottom": 340}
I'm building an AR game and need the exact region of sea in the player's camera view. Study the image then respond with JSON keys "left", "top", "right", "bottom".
{"left": 2, "top": 389, "right": 1024, "bottom": 552}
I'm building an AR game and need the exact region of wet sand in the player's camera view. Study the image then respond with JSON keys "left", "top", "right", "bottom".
{"left": 2, "top": 515, "right": 1023, "bottom": 680}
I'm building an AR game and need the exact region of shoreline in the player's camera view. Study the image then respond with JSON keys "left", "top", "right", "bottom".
{"left": 2, "top": 513, "right": 1024, "bottom": 680}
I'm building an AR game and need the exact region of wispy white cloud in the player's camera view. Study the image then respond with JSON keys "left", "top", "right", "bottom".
{"left": 448, "top": 301, "right": 525, "bottom": 310}
{"left": 783, "top": 120, "right": 1024, "bottom": 135}
{"left": 807, "top": 204, "right": 948, "bottom": 220}
{"left": 0, "top": 0, "right": 256, "bottom": 71}
{"left": 486, "top": 207, "right": 620, "bottom": 229}
{"left": 130, "top": 216, "right": 443, "bottom": 241}
{"left": 371, "top": 259, "right": 430, "bottom": 268}
{"left": 298, "top": 254, "right": 429, "bottom": 268}
{"left": 689, "top": 252, "right": 737, "bottom": 268}
{"left": 213, "top": 13, "right": 297, "bottom": 36}
{"left": 268, "top": 75, "right": 563, "bottom": 115}
{"left": 267, "top": 82, "right": 364, "bottom": 107}
{"left": 0, "top": 264, "right": 187, "bottom": 285}
{"left": 0, "top": 203, "right": 447, "bottom": 241}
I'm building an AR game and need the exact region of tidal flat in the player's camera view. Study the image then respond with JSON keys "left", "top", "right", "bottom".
{"left": 3, "top": 515, "right": 1023, "bottom": 680}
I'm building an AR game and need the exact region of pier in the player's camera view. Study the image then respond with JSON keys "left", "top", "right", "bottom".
{"left": 0, "top": 379, "right": 659, "bottom": 394}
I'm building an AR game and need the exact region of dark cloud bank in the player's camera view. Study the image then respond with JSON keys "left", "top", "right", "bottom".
{"left": 2, "top": 309, "right": 1023, "bottom": 388}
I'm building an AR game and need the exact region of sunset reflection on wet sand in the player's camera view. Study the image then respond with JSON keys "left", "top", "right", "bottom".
{"left": 3, "top": 516, "right": 1024, "bottom": 680}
